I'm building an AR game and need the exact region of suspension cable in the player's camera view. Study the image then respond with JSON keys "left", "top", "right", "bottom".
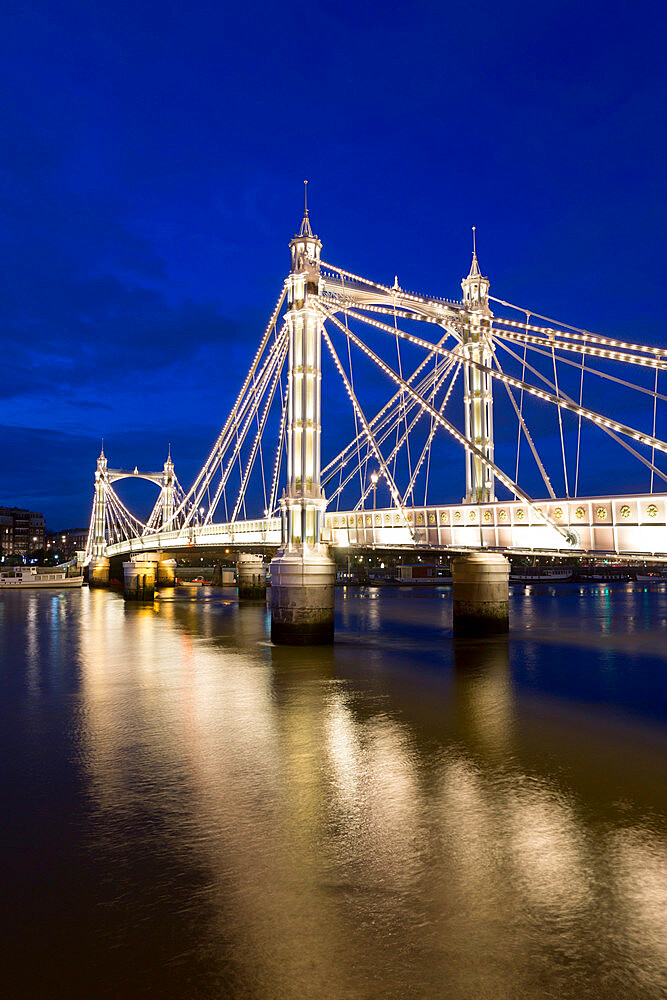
{"left": 515, "top": 313, "right": 529, "bottom": 486}
{"left": 320, "top": 304, "right": 574, "bottom": 545}
{"left": 269, "top": 384, "right": 288, "bottom": 516}
{"left": 333, "top": 304, "right": 667, "bottom": 457}
{"left": 496, "top": 338, "right": 667, "bottom": 485}
{"left": 231, "top": 339, "right": 288, "bottom": 522}
{"left": 322, "top": 346, "right": 452, "bottom": 497}
{"left": 493, "top": 352, "right": 556, "bottom": 500}
{"left": 321, "top": 325, "right": 453, "bottom": 480}
{"left": 574, "top": 352, "right": 585, "bottom": 497}
{"left": 489, "top": 296, "right": 667, "bottom": 358}
{"left": 651, "top": 366, "right": 658, "bottom": 493}
{"left": 340, "top": 270, "right": 365, "bottom": 508}
{"left": 349, "top": 356, "right": 458, "bottom": 511}
{"left": 204, "top": 330, "right": 288, "bottom": 523}
{"left": 392, "top": 293, "right": 414, "bottom": 500}
{"left": 321, "top": 320, "right": 413, "bottom": 533}
{"left": 403, "top": 360, "right": 461, "bottom": 506}
{"left": 503, "top": 337, "right": 667, "bottom": 401}
{"left": 551, "top": 333, "right": 570, "bottom": 496}
{"left": 325, "top": 362, "right": 450, "bottom": 509}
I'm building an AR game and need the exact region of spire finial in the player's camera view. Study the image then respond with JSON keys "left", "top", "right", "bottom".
{"left": 298, "top": 180, "right": 313, "bottom": 237}
{"left": 167, "top": 441, "right": 171, "bottom": 461}
{"left": 100, "top": 438, "right": 105, "bottom": 458}
{"left": 466, "top": 226, "right": 481, "bottom": 278}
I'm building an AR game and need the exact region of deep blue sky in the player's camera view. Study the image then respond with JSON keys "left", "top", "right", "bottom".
{"left": 1, "top": 0, "right": 665, "bottom": 528}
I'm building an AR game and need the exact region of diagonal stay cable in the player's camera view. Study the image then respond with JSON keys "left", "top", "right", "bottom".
{"left": 231, "top": 339, "right": 288, "bottom": 522}
{"left": 320, "top": 304, "right": 576, "bottom": 545}
{"left": 496, "top": 338, "right": 667, "bottom": 485}
{"left": 320, "top": 319, "right": 414, "bottom": 534}
{"left": 334, "top": 304, "right": 667, "bottom": 458}
{"left": 323, "top": 349, "right": 453, "bottom": 502}
{"left": 492, "top": 351, "right": 556, "bottom": 499}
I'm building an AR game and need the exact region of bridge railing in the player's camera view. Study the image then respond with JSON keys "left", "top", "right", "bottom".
{"left": 103, "top": 495, "right": 667, "bottom": 559}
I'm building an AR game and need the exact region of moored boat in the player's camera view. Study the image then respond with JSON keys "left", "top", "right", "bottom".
{"left": 0, "top": 566, "right": 84, "bottom": 589}
{"left": 510, "top": 567, "right": 573, "bottom": 583}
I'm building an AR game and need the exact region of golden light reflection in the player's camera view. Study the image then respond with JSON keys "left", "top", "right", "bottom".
{"left": 453, "top": 639, "right": 514, "bottom": 756}
{"left": 66, "top": 589, "right": 667, "bottom": 999}
{"left": 506, "top": 785, "right": 593, "bottom": 914}
{"left": 609, "top": 827, "right": 667, "bottom": 989}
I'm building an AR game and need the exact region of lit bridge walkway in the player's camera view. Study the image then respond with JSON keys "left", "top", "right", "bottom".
{"left": 104, "top": 492, "right": 667, "bottom": 561}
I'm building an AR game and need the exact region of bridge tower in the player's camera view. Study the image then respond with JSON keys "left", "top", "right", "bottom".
{"left": 270, "top": 193, "right": 336, "bottom": 644}
{"left": 161, "top": 446, "right": 175, "bottom": 528}
{"left": 89, "top": 444, "right": 110, "bottom": 586}
{"left": 461, "top": 232, "right": 496, "bottom": 504}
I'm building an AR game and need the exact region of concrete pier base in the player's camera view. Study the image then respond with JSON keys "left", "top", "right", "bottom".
{"left": 88, "top": 557, "right": 110, "bottom": 588}
{"left": 156, "top": 557, "right": 177, "bottom": 587}
{"left": 237, "top": 553, "right": 269, "bottom": 600}
{"left": 270, "top": 545, "right": 336, "bottom": 645}
{"left": 213, "top": 564, "right": 236, "bottom": 587}
{"left": 452, "top": 552, "right": 510, "bottom": 636}
{"left": 123, "top": 558, "right": 156, "bottom": 601}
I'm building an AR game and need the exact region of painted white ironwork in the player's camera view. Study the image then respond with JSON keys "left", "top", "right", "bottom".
{"left": 86, "top": 204, "right": 667, "bottom": 564}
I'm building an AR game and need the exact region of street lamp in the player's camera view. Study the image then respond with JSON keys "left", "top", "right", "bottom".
{"left": 370, "top": 472, "right": 379, "bottom": 555}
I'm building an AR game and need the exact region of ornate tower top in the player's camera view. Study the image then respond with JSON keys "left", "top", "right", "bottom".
{"left": 461, "top": 226, "right": 490, "bottom": 314}
{"left": 290, "top": 180, "right": 322, "bottom": 273}
{"left": 299, "top": 179, "right": 313, "bottom": 237}
{"left": 97, "top": 442, "right": 107, "bottom": 475}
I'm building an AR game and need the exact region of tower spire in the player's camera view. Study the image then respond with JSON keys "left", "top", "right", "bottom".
{"left": 460, "top": 228, "right": 494, "bottom": 504}
{"left": 299, "top": 179, "right": 313, "bottom": 237}
{"left": 468, "top": 226, "right": 481, "bottom": 278}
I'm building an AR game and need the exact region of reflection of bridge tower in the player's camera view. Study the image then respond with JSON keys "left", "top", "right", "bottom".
{"left": 270, "top": 195, "right": 336, "bottom": 644}
{"left": 89, "top": 445, "right": 111, "bottom": 586}
{"left": 161, "top": 446, "right": 175, "bottom": 528}
{"left": 461, "top": 234, "right": 496, "bottom": 504}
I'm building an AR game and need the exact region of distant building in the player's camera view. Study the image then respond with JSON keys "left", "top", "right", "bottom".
{"left": 0, "top": 507, "right": 46, "bottom": 557}
{"left": 0, "top": 513, "right": 13, "bottom": 555}
{"left": 46, "top": 528, "right": 88, "bottom": 559}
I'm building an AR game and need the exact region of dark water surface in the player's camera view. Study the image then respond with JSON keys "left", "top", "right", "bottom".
{"left": 1, "top": 583, "right": 666, "bottom": 999}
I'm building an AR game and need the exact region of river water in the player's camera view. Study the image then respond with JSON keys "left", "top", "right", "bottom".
{"left": 1, "top": 583, "right": 666, "bottom": 999}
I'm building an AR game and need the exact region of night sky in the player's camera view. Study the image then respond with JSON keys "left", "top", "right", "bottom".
{"left": 1, "top": 0, "right": 665, "bottom": 529}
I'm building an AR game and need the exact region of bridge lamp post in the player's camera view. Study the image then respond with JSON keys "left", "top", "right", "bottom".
{"left": 371, "top": 471, "right": 379, "bottom": 510}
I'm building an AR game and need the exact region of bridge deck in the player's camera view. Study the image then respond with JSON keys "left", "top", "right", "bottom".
{"left": 103, "top": 494, "right": 667, "bottom": 560}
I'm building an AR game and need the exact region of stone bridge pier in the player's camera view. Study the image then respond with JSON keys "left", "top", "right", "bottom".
{"left": 237, "top": 552, "right": 269, "bottom": 600}
{"left": 122, "top": 553, "right": 177, "bottom": 599}
{"left": 123, "top": 556, "right": 157, "bottom": 601}
{"left": 156, "top": 556, "right": 177, "bottom": 587}
{"left": 89, "top": 557, "right": 110, "bottom": 587}
{"left": 452, "top": 552, "right": 510, "bottom": 635}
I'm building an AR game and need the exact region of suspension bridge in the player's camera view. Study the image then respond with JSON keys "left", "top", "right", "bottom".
{"left": 84, "top": 194, "right": 667, "bottom": 641}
